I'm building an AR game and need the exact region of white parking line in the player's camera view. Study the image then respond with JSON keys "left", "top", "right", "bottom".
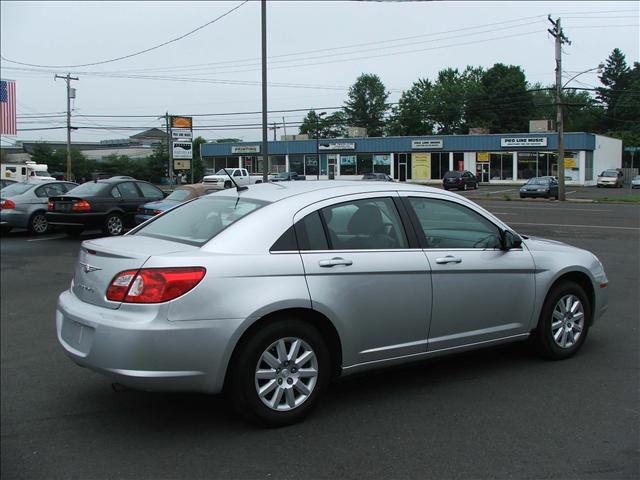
{"left": 483, "top": 188, "right": 517, "bottom": 194}
{"left": 565, "top": 191, "right": 576, "bottom": 195}
{"left": 479, "top": 205, "right": 611, "bottom": 212}
{"left": 509, "top": 222, "right": 639, "bottom": 231}
{"left": 27, "top": 234, "right": 66, "bottom": 242}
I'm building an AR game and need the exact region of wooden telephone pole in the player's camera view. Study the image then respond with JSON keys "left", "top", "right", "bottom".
{"left": 55, "top": 73, "right": 79, "bottom": 181}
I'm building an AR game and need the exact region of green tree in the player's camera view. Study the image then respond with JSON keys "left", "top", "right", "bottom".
{"left": 49, "top": 147, "right": 94, "bottom": 181}
{"left": 530, "top": 84, "right": 604, "bottom": 133}
{"left": 343, "top": 73, "right": 390, "bottom": 137}
{"left": 431, "top": 67, "right": 484, "bottom": 134}
{"left": 467, "top": 63, "right": 533, "bottom": 132}
{"left": 30, "top": 142, "right": 54, "bottom": 164}
{"left": 597, "top": 48, "right": 631, "bottom": 124}
{"left": 146, "top": 142, "right": 168, "bottom": 184}
{"left": 385, "top": 78, "right": 435, "bottom": 136}
{"left": 299, "top": 110, "right": 347, "bottom": 138}
{"left": 192, "top": 136, "right": 206, "bottom": 182}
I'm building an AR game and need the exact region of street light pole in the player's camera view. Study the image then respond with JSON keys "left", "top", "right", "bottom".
{"left": 315, "top": 111, "right": 326, "bottom": 180}
{"left": 261, "top": 0, "right": 269, "bottom": 184}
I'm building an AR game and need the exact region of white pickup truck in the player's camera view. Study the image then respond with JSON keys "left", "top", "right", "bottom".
{"left": 202, "top": 168, "right": 271, "bottom": 189}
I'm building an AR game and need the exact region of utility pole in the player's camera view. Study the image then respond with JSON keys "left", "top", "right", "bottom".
{"left": 548, "top": 16, "right": 571, "bottom": 201}
{"left": 269, "top": 122, "right": 281, "bottom": 141}
{"left": 261, "top": 0, "right": 269, "bottom": 184}
{"left": 164, "top": 112, "right": 173, "bottom": 184}
{"left": 55, "top": 73, "right": 79, "bottom": 181}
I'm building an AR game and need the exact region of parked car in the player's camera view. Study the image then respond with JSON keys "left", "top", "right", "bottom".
{"left": 271, "top": 172, "right": 306, "bottom": 182}
{"left": 631, "top": 175, "right": 640, "bottom": 189}
{"left": 1, "top": 179, "right": 17, "bottom": 189}
{"left": 203, "top": 168, "right": 267, "bottom": 188}
{"left": 0, "top": 181, "right": 77, "bottom": 234}
{"left": 361, "top": 173, "right": 394, "bottom": 182}
{"left": 597, "top": 169, "right": 623, "bottom": 188}
{"left": 135, "top": 184, "right": 220, "bottom": 225}
{"left": 46, "top": 178, "right": 165, "bottom": 236}
{"left": 442, "top": 170, "right": 478, "bottom": 191}
{"left": 56, "top": 181, "right": 608, "bottom": 427}
{"left": 520, "top": 177, "right": 559, "bottom": 200}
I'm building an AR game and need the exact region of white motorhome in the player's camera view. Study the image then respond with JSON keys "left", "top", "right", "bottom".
{"left": 1, "top": 161, "right": 55, "bottom": 183}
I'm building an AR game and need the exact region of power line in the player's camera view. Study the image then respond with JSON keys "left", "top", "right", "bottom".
{"left": 0, "top": 1, "right": 249, "bottom": 68}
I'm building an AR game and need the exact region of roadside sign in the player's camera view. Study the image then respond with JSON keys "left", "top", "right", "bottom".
{"left": 174, "top": 160, "right": 191, "bottom": 170}
{"left": 173, "top": 141, "right": 193, "bottom": 159}
{"left": 172, "top": 128, "right": 192, "bottom": 140}
{"left": 171, "top": 116, "right": 192, "bottom": 129}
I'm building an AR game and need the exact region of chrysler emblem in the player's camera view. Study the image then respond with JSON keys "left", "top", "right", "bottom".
{"left": 80, "top": 263, "right": 101, "bottom": 274}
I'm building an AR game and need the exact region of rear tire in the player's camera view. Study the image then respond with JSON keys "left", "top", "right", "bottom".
{"left": 228, "top": 318, "right": 330, "bottom": 427}
{"left": 103, "top": 213, "right": 124, "bottom": 236}
{"left": 532, "top": 280, "right": 591, "bottom": 360}
{"left": 28, "top": 211, "right": 49, "bottom": 235}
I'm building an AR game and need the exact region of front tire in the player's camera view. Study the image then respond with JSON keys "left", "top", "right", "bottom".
{"left": 228, "top": 318, "right": 330, "bottom": 427}
{"left": 532, "top": 281, "right": 591, "bottom": 359}
{"left": 103, "top": 213, "right": 124, "bottom": 236}
{"left": 28, "top": 211, "right": 49, "bottom": 235}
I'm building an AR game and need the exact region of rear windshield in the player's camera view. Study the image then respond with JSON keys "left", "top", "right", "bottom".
{"left": 132, "top": 196, "right": 268, "bottom": 246}
{"left": 166, "top": 189, "right": 191, "bottom": 201}
{"left": 65, "top": 182, "right": 109, "bottom": 196}
{"left": 1, "top": 183, "right": 34, "bottom": 196}
{"left": 601, "top": 171, "right": 617, "bottom": 177}
{"left": 444, "top": 171, "right": 461, "bottom": 178}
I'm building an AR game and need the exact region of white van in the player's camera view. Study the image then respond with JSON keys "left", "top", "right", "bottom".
{"left": 1, "top": 161, "right": 56, "bottom": 183}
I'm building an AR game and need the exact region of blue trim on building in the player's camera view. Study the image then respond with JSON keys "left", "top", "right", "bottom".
{"left": 200, "top": 132, "right": 596, "bottom": 157}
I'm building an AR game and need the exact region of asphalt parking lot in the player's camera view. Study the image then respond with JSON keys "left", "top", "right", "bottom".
{"left": 1, "top": 200, "right": 638, "bottom": 479}
{"left": 433, "top": 183, "right": 640, "bottom": 201}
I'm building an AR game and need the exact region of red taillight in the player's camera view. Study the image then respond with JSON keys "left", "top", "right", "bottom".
{"left": 0, "top": 199, "right": 16, "bottom": 210}
{"left": 106, "top": 267, "right": 206, "bottom": 303}
{"left": 152, "top": 209, "right": 162, "bottom": 215}
{"left": 72, "top": 200, "right": 91, "bottom": 212}
{"left": 48, "top": 200, "right": 54, "bottom": 211}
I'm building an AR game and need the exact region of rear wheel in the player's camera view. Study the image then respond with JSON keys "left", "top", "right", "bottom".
{"left": 103, "top": 213, "right": 124, "bottom": 236}
{"left": 228, "top": 318, "right": 330, "bottom": 427}
{"left": 28, "top": 211, "right": 49, "bottom": 235}
{"left": 532, "top": 280, "right": 591, "bottom": 359}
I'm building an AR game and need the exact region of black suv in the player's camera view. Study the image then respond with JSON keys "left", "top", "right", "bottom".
{"left": 47, "top": 178, "right": 165, "bottom": 236}
{"left": 443, "top": 170, "right": 478, "bottom": 191}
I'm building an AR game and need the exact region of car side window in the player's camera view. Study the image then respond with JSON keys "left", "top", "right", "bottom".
{"left": 407, "top": 197, "right": 501, "bottom": 249}
{"left": 35, "top": 184, "right": 64, "bottom": 197}
{"left": 137, "top": 182, "right": 163, "bottom": 199}
{"left": 320, "top": 197, "right": 408, "bottom": 250}
{"left": 271, "top": 226, "right": 298, "bottom": 252}
{"left": 233, "top": 170, "right": 241, "bottom": 177}
{"left": 117, "top": 182, "right": 141, "bottom": 199}
{"left": 111, "top": 186, "right": 122, "bottom": 198}
{"left": 295, "top": 211, "right": 329, "bottom": 251}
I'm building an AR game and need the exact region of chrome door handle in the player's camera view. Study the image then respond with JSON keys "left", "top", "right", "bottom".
{"left": 435, "top": 256, "right": 462, "bottom": 264}
{"left": 319, "top": 257, "right": 353, "bottom": 268}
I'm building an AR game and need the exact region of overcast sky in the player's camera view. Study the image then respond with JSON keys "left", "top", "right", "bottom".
{"left": 1, "top": 0, "right": 638, "bottom": 145}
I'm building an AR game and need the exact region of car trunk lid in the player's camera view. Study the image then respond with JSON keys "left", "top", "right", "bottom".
{"left": 72, "top": 236, "right": 197, "bottom": 309}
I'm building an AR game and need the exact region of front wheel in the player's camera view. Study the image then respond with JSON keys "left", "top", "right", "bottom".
{"left": 532, "top": 281, "right": 591, "bottom": 359}
{"left": 228, "top": 319, "right": 330, "bottom": 427}
{"left": 103, "top": 213, "right": 124, "bottom": 236}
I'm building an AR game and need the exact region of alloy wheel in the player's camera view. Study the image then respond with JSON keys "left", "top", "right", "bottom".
{"left": 551, "top": 294, "right": 585, "bottom": 349}
{"left": 31, "top": 214, "right": 48, "bottom": 234}
{"left": 254, "top": 337, "right": 319, "bottom": 412}
{"left": 107, "top": 215, "right": 123, "bottom": 235}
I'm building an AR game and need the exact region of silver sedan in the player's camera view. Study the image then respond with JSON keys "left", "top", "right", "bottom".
{"left": 1, "top": 181, "right": 77, "bottom": 234}
{"left": 56, "top": 182, "right": 608, "bottom": 426}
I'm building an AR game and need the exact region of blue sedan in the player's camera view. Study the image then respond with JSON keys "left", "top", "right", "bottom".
{"left": 135, "top": 184, "right": 219, "bottom": 225}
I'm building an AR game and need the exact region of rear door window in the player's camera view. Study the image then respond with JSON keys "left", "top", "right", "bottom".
{"left": 137, "top": 182, "right": 164, "bottom": 199}
{"left": 117, "top": 182, "right": 141, "bottom": 199}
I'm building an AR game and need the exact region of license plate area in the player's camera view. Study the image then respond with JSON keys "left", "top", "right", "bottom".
{"left": 61, "top": 317, "right": 95, "bottom": 354}
{"left": 55, "top": 203, "right": 71, "bottom": 212}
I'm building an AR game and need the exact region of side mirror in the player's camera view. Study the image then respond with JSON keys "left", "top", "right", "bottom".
{"left": 501, "top": 230, "right": 522, "bottom": 250}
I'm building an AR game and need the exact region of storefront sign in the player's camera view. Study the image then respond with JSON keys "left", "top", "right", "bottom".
{"left": 318, "top": 142, "right": 356, "bottom": 150}
{"left": 412, "top": 139, "right": 443, "bottom": 149}
{"left": 174, "top": 160, "right": 191, "bottom": 170}
{"left": 232, "top": 145, "right": 260, "bottom": 154}
{"left": 477, "top": 152, "right": 489, "bottom": 162}
{"left": 500, "top": 137, "right": 548, "bottom": 147}
{"left": 564, "top": 158, "right": 577, "bottom": 168}
{"left": 171, "top": 128, "right": 192, "bottom": 140}
{"left": 172, "top": 141, "right": 193, "bottom": 159}
{"left": 412, "top": 152, "right": 431, "bottom": 179}
{"left": 171, "top": 116, "right": 192, "bottom": 129}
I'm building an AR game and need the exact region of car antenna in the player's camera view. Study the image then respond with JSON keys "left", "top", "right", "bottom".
{"left": 223, "top": 168, "right": 248, "bottom": 192}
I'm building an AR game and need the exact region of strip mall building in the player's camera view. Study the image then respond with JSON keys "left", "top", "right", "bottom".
{"left": 200, "top": 132, "right": 622, "bottom": 186}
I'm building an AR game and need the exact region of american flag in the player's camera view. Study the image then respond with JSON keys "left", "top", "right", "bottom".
{"left": 1, "top": 79, "right": 17, "bottom": 135}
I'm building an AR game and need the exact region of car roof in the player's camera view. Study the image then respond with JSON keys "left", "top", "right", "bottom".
{"left": 207, "top": 180, "right": 459, "bottom": 204}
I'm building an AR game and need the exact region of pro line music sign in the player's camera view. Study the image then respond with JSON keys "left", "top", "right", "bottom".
{"left": 171, "top": 116, "right": 193, "bottom": 169}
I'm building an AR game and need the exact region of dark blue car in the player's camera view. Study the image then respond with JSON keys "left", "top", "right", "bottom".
{"left": 135, "top": 184, "right": 219, "bottom": 225}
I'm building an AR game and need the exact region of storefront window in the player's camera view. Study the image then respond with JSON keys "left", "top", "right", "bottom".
{"left": 585, "top": 151, "right": 593, "bottom": 181}
{"left": 373, "top": 154, "right": 391, "bottom": 174}
{"left": 517, "top": 152, "right": 537, "bottom": 179}
{"left": 340, "top": 155, "right": 356, "bottom": 175}
{"left": 453, "top": 152, "right": 464, "bottom": 171}
{"left": 357, "top": 154, "right": 373, "bottom": 174}
{"left": 213, "top": 156, "right": 240, "bottom": 172}
{"left": 490, "top": 153, "right": 513, "bottom": 180}
{"left": 305, "top": 155, "right": 318, "bottom": 176}
{"left": 430, "top": 152, "right": 449, "bottom": 179}
{"left": 289, "top": 155, "right": 304, "bottom": 174}
{"left": 269, "top": 155, "right": 286, "bottom": 174}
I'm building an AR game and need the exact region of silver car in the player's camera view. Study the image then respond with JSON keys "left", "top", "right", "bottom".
{"left": 56, "top": 182, "right": 609, "bottom": 426}
{"left": 1, "top": 181, "right": 78, "bottom": 234}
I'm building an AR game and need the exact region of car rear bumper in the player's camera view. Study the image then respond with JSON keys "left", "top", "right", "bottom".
{"left": 520, "top": 191, "right": 552, "bottom": 197}
{"left": 46, "top": 212, "right": 106, "bottom": 228}
{"left": 134, "top": 214, "right": 154, "bottom": 225}
{"left": 56, "top": 289, "right": 244, "bottom": 394}
{"left": 0, "top": 210, "right": 28, "bottom": 228}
